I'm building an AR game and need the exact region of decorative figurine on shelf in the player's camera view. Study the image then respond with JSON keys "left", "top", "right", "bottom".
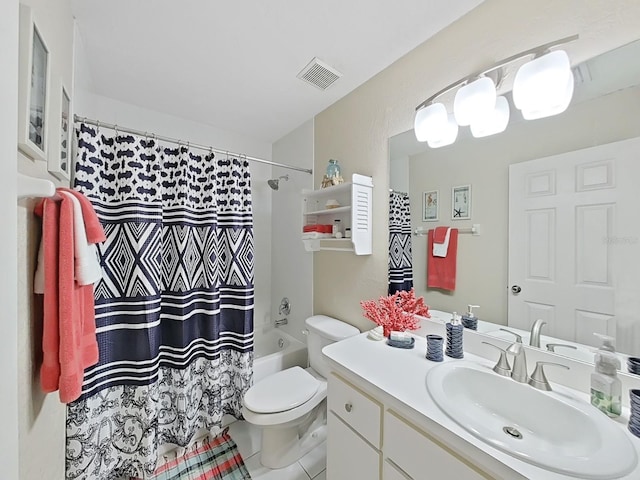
{"left": 321, "top": 159, "right": 344, "bottom": 188}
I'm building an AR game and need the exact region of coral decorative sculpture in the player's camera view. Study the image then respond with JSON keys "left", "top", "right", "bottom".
{"left": 360, "top": 288, "right": 430, "bottom": 337}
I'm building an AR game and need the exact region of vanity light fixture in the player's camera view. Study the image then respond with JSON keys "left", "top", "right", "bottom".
{"left": 512, "top": 49, "right": 575, "bottom": 120}
{"left": 414, "top": 34, "right": 579, "bottom": 148}
{"left": 470, "top": 95, "right": 510, "bottom": 138}
{"left": 413, "top": 102, "right": 459, "bottom": 147}
{"left": 453, "top": 76, "right": 497, "bottom": 127}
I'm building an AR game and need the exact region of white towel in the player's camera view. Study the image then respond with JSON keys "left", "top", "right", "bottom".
{"left": 34, "top": 192, "right": 102, "bottom": 292}
{"left": 34, "top": 235, "right": 45, "bottom": 294}
{"left": 60, "top": 191, "right": 102, "bottom": 285}
{"left": 433, "top": 227, "right": 452, "bottom": 257}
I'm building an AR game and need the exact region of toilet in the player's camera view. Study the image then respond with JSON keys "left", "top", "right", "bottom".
{"left": 242, "top": 315, "right": 360, "bottom": 469}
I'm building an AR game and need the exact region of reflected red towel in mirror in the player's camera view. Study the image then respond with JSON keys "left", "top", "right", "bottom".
{"left": 427, "top": 228, "right": 458, "bottom": 291}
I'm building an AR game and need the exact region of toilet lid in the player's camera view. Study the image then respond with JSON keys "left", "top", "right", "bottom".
{"left": 244, "top": 366, "right": 319, "bottom": 414}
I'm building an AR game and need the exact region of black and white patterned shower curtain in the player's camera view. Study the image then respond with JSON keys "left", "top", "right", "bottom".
{"left": 66, "top": 123, "right": 254, "bottom": 480}
{"left": 388, "top": 191, "right": 413, "bottom": 294}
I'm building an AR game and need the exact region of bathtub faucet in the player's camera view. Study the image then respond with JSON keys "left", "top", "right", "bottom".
{"left": 275, "top": 318, "right": 288, "bottom": 327}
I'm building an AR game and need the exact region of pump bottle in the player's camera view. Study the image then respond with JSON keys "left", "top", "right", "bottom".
{"left": 461, "top": 304, "right": 479, "bottom": 330}
{"left": 590, "top": 333, "right": 621, "bottom": 417}
{"left": 445, "top": 312, "right": 464, "bottom": 359}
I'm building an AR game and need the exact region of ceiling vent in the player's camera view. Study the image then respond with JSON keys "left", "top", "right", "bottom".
{"left": 297, "top": 57, "right": 342, "bottom": 91}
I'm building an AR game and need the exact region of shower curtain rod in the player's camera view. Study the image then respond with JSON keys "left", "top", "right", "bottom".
{"left": 74, "top": 115, "right": 313, "bottom": 174}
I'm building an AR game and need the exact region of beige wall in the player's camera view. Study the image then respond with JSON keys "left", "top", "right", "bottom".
{"left": 17, "top": 0, "right": 74, "bottom": 478}
{"left": 408, "top": 85, "right": 640, "bottom": 325}
{"left": 313, "top": 0, "right": 640, "bottom": 331}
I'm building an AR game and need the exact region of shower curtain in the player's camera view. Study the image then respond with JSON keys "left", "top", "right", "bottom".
{"left": 66, "top": 123, "right": 254, "bottom": 480}
{"left": 388, "top": 191, "right": 413, "bottom": 294}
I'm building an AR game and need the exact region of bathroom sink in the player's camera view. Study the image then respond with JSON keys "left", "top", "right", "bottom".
{"left": 426, "top": 361, "right": 637, "bottom": 479}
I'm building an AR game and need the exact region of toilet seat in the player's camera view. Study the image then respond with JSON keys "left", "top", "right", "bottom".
{"left": 242, "top": 368, "right": 328, "bottom": 427}
{"left": 244, "top": 366, "right": 319, "bottom": 414}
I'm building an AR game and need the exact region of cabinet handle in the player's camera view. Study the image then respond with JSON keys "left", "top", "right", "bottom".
{"left": 344, "top": 402, "right": 353, "bottom": 413}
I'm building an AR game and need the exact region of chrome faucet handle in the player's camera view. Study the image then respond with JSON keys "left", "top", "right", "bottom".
{"left": 278, "top": 297, "right": 291, "bottom": 316}
{"left": 546, "top": 343, "right": 578, "bottom": 353}
{"left": 506, "top": 342, "right": 529, "bottom": 383}
{"left": 528, "top": 361, "right": 570, "bottom": 391}
{"left": 499, "top": 328, "right": 523, "bottom": 343}
{"left": 481, "top": 342, "right": 511, "bottom": 377}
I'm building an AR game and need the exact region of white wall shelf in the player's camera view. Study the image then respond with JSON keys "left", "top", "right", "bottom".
{"left": 304, "top": 205, "right": 351, "bottom": 216}
{"left": 302, "top": 173, "right": 373, "bottom": 255}
{"left": 17, "top": 173, "right": 55, "bottom": 199}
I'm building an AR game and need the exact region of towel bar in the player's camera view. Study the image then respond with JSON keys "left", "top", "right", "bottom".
{"left": 414, "top": 224, "right": 480, "bottom": 236}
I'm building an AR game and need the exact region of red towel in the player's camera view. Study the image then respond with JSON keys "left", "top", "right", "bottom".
{"left": 34, "top": 190, "right": 103, "bottom": 403}
{"left": 57, "top": 187, "right": 106, "bottom": 243}
{"left": 427, "top": 228, "right": 458, "bottom": 291}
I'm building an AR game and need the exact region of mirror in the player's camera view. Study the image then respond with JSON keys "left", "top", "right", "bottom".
{"left": 389, "top": 39, "right": 640, "bottom": 363}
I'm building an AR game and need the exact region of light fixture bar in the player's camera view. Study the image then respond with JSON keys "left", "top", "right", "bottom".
{"left": 415, "top": 34, "right": 579, "bottom": 111}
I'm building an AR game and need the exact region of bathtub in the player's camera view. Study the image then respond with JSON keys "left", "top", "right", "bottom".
{"left": 253, "top": 329, "right": 307, "bottom": 382}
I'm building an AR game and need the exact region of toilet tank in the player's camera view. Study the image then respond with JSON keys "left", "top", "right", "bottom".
{"left": 305, "top": 315, "right": 360, "bottom": 378}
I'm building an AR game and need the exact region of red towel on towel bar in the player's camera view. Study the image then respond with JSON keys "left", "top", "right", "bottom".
{"left": 427, "top": 227, "right": 458, "bottom": 291}
{"left": 34, "top": 189, "right": 105, "bottom": 403}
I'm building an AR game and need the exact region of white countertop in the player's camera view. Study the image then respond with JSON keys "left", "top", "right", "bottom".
{"left": 322, "top": 331, "right": 640, "bottom": 480}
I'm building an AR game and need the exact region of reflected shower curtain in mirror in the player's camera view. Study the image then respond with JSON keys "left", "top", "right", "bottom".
{"left": 66, "top": 123, "right": 254, "bottom": 480}
{"left": 388, "top": 191, "right": 413, "bottom": 294}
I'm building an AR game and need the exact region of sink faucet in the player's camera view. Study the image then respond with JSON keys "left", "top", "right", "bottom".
{"left": 529, "top": 319, "right": 547, "bottom": 348}
{"left": 506, "top": 342, "right": 529, "bottom": 383}
{"left": 546, "top": 343, "right": 577, "bottom": 353}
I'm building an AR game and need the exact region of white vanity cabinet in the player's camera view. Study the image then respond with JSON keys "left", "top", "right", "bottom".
{"left": 383, "top": 410, "right": 489, "bottom": 479}
{"left": 383, "top": 460, "right": 411, "bottom": 480}
{"left": 326, "top": 372, "right": 492, "bottom": 480}
{"left": 301, "top": 173, "right": 373, "bottom": 254}
{"left": 327, "top": 373, "right": 382, "bottom": 479}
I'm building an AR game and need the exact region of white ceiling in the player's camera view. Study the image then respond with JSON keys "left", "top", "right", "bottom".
{"left": 71, "top": 0, "right": 483, "bottom": 143}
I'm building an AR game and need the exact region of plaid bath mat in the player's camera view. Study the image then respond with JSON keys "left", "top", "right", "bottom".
{"left": 132, "top": 430, "right": 251, "bottom": 480}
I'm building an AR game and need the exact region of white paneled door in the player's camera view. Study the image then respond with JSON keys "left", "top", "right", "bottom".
{"left": 508, "top": 136, "right": 640, "bottom": 352}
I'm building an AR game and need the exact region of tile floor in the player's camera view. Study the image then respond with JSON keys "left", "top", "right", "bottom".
{"left": 228, "top": 420, "right": 326, "bottom": 480}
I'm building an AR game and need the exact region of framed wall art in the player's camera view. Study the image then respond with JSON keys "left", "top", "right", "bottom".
{"left": 422, "top": 190, "right": 439, "bottom": 221}
{"left": 48, "top": 85, "right": 71, "bottom": 180}
{"left": 451, "top": 184, "right": 471, "bottom": 220}
{"left": 18, "top": 5, "right": 50, "bottom": 162}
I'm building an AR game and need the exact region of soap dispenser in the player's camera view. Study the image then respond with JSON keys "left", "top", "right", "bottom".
{"left": 445, "top": 312, "right": 464, "bottom": 359}
{"left": 590, "top": 333, "right": 621, "bottom": 417}
{"left": 461, "top": 304, "right": 480, "bottom": 330}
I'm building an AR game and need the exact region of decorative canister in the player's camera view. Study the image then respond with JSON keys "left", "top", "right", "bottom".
{"left": 322, "top": 159, "right": 344, "bottom": 187}
{"left": 326, "top": 159, "right": 341, "bottom": 178}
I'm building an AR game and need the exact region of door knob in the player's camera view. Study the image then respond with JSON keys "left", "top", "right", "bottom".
{"left": 511, "top": 285, "right": 522, "bottom": 294}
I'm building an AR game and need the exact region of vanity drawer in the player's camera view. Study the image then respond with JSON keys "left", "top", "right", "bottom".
{"left": 327, "top": 412, "right": 381, "bottom": 480}
{"left": 328, "top": 373, "right": 382, "bottom": 448}
{"left": 384, "top": 410, "right": 489, "bottom": 480}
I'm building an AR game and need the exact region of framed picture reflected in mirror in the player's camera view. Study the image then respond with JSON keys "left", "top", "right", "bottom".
{"left": 422, "top": 190, "right": 439, "bottom": 221}
{"left": 452, "top": 184, "right": 471, "bottom": 220}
